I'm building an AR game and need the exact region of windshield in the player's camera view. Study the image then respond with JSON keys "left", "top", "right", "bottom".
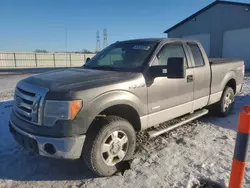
{"left": 84, "top": 41, "right": 157, "bottom": 71}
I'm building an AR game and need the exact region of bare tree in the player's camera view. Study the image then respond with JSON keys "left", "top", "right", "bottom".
{"left": 82, "top": 49, "right": 93, "bottom": 54}
{"left": 34, "top": 49, "right": 48, "bottom": 53}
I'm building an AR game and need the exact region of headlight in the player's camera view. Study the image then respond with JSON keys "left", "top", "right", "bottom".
{"left": 43, "top": 100, "right": 82, "bottom": 126}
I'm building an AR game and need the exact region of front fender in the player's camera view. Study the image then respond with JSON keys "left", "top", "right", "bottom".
{"left": 73, "top": 90, "right": 147, "bottom": 133}
{"left": 90, "top": 90, "right": 146, "bottom": 116}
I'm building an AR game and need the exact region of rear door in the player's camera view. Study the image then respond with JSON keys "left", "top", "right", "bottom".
{"left": 186, "top": 42, "right": 211, "bottom": 110}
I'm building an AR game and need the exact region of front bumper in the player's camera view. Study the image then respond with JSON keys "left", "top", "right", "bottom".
{"left": 9, "top": 120, "right": 86, "bottom": 159}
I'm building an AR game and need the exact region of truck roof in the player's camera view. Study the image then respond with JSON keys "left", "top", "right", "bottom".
{"left": 118, "top": 38, "right": 198, "bottom": 44}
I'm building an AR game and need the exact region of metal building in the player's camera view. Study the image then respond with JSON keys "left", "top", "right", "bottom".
{"left": 164, "top": 0, "right": 250, "bottom": 68}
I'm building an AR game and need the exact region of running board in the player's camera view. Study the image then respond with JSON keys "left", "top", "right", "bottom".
{"left": 148, "top": 109, "right": 209, "bottom": 138}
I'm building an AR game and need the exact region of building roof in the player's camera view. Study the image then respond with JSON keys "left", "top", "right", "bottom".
{"left": 164, "top": 0, "right": 250, "bottom": 33}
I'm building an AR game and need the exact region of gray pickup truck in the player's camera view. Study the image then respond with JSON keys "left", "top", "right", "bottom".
{"left": 9, "top": 38, "right": 244, "bottom": 176}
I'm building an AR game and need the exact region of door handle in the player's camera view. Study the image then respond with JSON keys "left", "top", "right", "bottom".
{"left": 187, "top": 75, "right": 193, "bottom": 83}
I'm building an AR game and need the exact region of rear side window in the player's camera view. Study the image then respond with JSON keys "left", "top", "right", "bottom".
{"left": 188, "top": 43, "right": 205, "bottom": 67}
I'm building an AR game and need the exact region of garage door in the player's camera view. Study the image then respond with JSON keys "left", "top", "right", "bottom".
{"left": 222, "top": 28, "right": 250, "bottom": 69}
{"left": 182, "top": 33, "right": 210, "bottom": 56}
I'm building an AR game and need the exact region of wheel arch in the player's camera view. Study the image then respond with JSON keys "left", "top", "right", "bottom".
{"left": 83, "top": 91, "right": 146, "bottom": 132}
{"left": 221, "top": 71, "right": 237, "bottom": 93}
{"left": 224, "top": 79, "right": 236, "bottom": 94}
{"left": 98, "top": 104, "right": 141, "bottom": 131}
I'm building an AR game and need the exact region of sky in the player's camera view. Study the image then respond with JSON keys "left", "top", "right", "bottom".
{"left": 1, "top": 0, "right": 249, "bottom": 52}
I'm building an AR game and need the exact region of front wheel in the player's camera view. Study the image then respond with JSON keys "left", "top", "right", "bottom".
{"left": 82, "top": 116, "right": 136, "bottom": 176}
{"left": 215, "top": 87, "right": 235, "bottom": 116}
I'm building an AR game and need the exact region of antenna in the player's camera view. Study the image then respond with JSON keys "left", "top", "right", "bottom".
{"left": 103, "top": 28, "right": 108, "bottom": 49}
{"left": 96, "top": 31, "right": 101, "bottom": 52}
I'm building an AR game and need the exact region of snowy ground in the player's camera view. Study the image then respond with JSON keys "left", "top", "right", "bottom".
{"left": 0, "top": 73, "right": 250, "bottom": 188}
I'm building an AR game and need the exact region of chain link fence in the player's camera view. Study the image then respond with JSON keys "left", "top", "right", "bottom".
{"left": 0, "top": 52, "right": 96, "bottom": 68}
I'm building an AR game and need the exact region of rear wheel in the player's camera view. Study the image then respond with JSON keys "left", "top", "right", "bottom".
{"left": 82, "top": 116, "right": 136, "bottom": 176}
{"left": 214, "top": 87, "right": 235, "bottom": 116}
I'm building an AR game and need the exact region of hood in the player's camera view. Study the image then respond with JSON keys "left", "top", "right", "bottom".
{"left": 22, "top": 68, "right": 133, "bottom": 91}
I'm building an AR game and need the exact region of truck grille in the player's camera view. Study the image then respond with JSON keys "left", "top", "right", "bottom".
{"left": 13, "top": 83, "right": 46, "bottom": 125}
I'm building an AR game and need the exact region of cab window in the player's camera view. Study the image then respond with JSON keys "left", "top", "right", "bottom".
{"left": 152, "top": 44, "right": 187, "bottom": 66}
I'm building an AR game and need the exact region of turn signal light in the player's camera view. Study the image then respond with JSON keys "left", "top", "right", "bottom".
{"left": 69, "top": 100, "right": 83, "bottom": 120}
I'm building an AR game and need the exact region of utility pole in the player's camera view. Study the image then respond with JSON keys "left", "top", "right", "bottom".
{"left": 96, "top": 31, "right": 101, "bottom": 52}
{"left": 103, "top": 28, "right": 108, "bottom": 49}
{"left": 65, "top": 28, "right": 68, "bottom": 66}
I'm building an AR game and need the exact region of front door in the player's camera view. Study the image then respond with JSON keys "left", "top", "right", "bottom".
{"left": 147, "top": 42, "right": 194, "bottom": 128}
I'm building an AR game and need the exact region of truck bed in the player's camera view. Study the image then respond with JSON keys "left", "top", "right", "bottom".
{"left": 209, "top": 58, "right": 244, "bottom": 98}
{"left": 209, "top": 58, "right": 243, "bottom": 65}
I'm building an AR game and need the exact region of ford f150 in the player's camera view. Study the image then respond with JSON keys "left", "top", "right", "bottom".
{"left": 9, "top": 38, "right": 244, "bottom": 176}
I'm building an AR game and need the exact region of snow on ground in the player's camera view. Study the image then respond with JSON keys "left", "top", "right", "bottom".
{"left": 0, "top": 74, "right": 30, "bottom": 101}
{"left": 0, "top": 73, "right": 250, "bottom": 188}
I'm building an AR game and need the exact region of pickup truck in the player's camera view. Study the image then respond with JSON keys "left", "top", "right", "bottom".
{"left": 9, "top": 38, "right": 244, "bottom": 176}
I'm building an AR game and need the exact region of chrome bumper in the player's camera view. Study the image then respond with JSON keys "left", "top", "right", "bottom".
{"left": 9, "top": 120, "right": 86, "bottom": 159}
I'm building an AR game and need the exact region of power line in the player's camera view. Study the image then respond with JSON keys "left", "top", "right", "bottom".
{"left": 65, "top": 28, "right": 68, "bottom": 66}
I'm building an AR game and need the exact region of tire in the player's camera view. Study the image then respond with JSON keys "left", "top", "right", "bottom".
{"left": 214, "top": 87, "right": 235, "bottom": 117}
{"left": 82, "top": 116, "right": 136, "bottom": 176}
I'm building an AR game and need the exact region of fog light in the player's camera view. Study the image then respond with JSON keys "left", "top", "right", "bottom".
{"left": 44, "top": 143, "right": 56, "bottom": 155}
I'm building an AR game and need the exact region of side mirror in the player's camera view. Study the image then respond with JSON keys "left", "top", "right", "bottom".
{"left": 149, "top": 57, "right": 185, "bottom": 78}
{"left": 166, "top": 57, "right": 186, "bottom": 79}
{"left": 86, "top": 57, "right": 91, "bottom": 63}
{"left": 149, "top": 65, "right": 168, "bottom": 78}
